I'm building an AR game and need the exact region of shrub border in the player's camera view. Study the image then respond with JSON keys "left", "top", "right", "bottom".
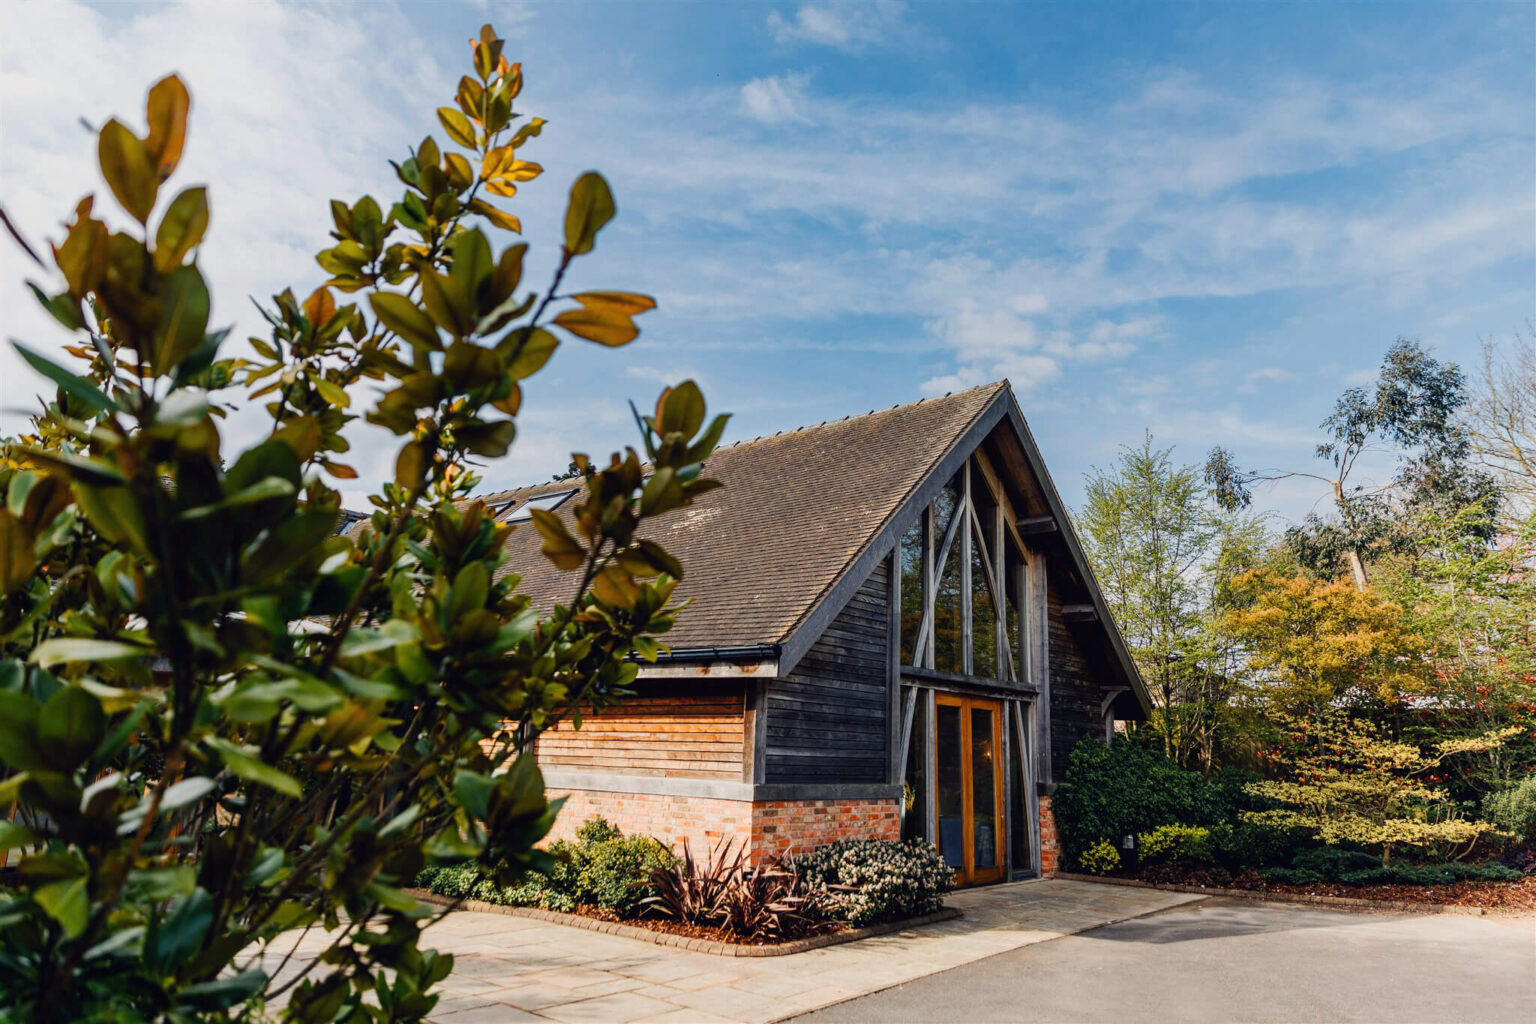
{"left": 1057, "top": 872, "right": 1513, "bottom": 916}
{"left": 409, "top": 889, "right": 962, "bottom": 956}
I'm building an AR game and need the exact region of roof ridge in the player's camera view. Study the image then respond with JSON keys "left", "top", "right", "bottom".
{"left": 470, "top": 381, "right": 1008, "bottom": 502}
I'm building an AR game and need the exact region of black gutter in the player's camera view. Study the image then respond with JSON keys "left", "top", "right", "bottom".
{"left": 643, "top": 643, "right": 781, "bottom": 665}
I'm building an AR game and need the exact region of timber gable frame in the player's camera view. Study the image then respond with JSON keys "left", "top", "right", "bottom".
{"left": 467, "top": 381, "right": 1150, "bottom": 878}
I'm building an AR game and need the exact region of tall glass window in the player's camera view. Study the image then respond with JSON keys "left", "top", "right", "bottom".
{"left": 933, "top": 544, "right": 963, "bottom": 674}
{"left": 899, "top": 515, "right": 925, "bottom": 666}
{"left": 969, "top": 538, "right": 998, "bottom": 679}
{"left": 1005, "top": 549, "right": 1023, "bottom": 682}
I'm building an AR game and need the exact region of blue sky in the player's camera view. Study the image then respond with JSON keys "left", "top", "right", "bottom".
{"left": 2, "top": 0, "right": 1532, "bottom": 527}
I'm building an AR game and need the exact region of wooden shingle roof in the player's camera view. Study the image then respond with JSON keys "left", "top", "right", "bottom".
{"left": 478, "top": 382, "right": 1008, "bottom": 652}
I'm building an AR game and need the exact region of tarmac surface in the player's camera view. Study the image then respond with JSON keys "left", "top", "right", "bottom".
{"left": 791, "top": 896, "right": 1536, "bottom": 1023}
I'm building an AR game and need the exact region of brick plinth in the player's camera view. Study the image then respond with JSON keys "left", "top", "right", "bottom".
{"left": 1038, "top": 794, "right": 1060, "bottom": 876}
{"left": 547, "top": 788, "right": 899, "bottom": 861}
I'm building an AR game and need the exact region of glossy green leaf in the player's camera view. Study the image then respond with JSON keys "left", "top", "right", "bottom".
{"left": 38, "top": 686, "right": 106, "bottom": 767}
{"left": 32, "top": 638, "right": 148, "bottom": 669}
{"left": 35, "top": 876, "right": 89, "bottom": 938}
{"left": 12, "top": 341, "right": 121, "bottom": 415}
{"left": 369, "top": 292, "right": 441, "bottom": 351}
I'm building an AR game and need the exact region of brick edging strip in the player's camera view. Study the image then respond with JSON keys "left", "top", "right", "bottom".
{"left": 408, "top": 889, "right": 962, "bottom": 956}
{"left": 1056, "top": 872, "right": 1515, "bottom": 916}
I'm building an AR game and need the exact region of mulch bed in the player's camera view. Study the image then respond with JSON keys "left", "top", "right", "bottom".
{"left": 408, "top": 888, "right": 962, "bottom": 956}
{"left": 1131, "top": 865, "right": 1536, "bottom": 911}
{"left": 552, "top": 904, "right": 850, "bottom": 946}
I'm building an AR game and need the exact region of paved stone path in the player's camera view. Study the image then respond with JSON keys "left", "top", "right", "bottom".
{"left": 266, "top": 879, "right": 1201, "bottom": 1022}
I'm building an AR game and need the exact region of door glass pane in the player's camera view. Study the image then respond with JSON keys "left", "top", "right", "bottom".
{"left": 969, "top": 538, "right": 998, "bottom": 679}
{"left": 899, "top": 516, "right": 925, "bottom": 666}
{"left": 1008, "top": 705, "right": 1030, "bottom": 870}
{"left": 933, "top": 546, "right": 963, "bottom": 674}
{"left": 902, "top": 692, "right": 928, "bottom": 841}
{"left": 935, "top": 704, "right": 964, "bottom": 870}
{"left": 970, "top": 707, "right": 998, "bottom": 870}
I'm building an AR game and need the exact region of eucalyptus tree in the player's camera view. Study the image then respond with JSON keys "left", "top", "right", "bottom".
{"left": 0, "top": 26, "right": 726, "bottom": 1021}
{"left": 1206, "top": 338, "right": 1492, "bottom": 590}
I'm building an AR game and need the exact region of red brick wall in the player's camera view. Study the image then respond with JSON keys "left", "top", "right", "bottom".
{"left": 548, "top": 789, "right": 753, "bottom": 853}
{"left": 547, "top": 788, "right": 899, "bottom": 861}
{"left": 750, "top": 798, "right": 900, "bottom": 859}
{"left": 1039, "top": 794, "right": 1060, "bottom": 876}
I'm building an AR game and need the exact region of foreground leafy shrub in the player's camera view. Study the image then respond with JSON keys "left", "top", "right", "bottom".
{"left": 791, "top": 838, "right": 954, "bottom": 926}
{"left": 0, "top": 24, "right": 729, "bottom": 1022}
{"left": 1137, "top": 824, "right": 1214, "bottom": 866}
{"left": 1483, "top": 778, "right": 1536, "bottom": 844}
{"left": 1077, "top": 840, "right": 1121, "bottom": 875}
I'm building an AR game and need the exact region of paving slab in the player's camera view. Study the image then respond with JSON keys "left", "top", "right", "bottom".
{"left": 277, "top": 879, "right": 1197, "bottom": 1022}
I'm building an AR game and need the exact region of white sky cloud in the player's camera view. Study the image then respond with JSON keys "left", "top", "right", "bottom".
{"left": 739, "top": 73, "right": 812, "bottom": 124}
{"left": 766, "top": 2, "right": 912, "bottom": 51}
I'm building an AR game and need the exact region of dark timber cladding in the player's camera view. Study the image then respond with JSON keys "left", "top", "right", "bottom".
{"left": 1046, "top": 589, "right": 1115, "bottom": 771}
{"left": 764, "top": 560, "right": 890, "bottom": 784}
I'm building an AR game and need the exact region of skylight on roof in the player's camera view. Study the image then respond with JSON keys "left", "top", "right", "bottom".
{"left": 500, "top": 490, "right": 575, "bottom": 522}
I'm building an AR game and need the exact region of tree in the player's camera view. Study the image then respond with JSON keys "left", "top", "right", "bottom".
{"left": 0, "top": 26, "right": 728, "bottom": 1021}
{"left": 1374, "top": 500, "right": 1536, "bottom": 793}
{"left": 1467, "top": 329, "right": 1536, "bottom": 522}
{"left": 1207, "top": 338, "right": 1493, "bottom": 590}
{"left": 1223, "top": 569, "right": 1427, "bottom": 713}
{"left": 1245, "top": 711, "right": 1514, "bottom": 864}
{"left": 1076, "top": 433, "right": 1265, "bottom": 769}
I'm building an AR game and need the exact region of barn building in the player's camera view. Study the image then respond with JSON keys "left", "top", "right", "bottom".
{"left": 482, "top": 381, "right": 1149, "bottom": 883}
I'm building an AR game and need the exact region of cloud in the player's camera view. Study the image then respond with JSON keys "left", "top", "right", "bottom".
{"left": 0, "top": 0, "right": 453, "bottom": 503}
{"left": 739, "top": 73, "right": 812, "bottom": 124}
{"left": 766, "top": 1, "right": 911, "bottom": 51}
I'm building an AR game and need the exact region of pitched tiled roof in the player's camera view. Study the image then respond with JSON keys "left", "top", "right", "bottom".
{"left": 477, "top": 382, "right": 1008, "bottom": 651}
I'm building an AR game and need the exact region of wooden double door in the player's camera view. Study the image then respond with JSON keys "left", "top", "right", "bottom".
{"left": 933, "top": 695, "right": 1005, "bottom": 886}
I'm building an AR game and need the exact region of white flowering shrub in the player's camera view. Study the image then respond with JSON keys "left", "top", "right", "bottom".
{"left": 790, "top": 838, "right": 954, "bottom": 927}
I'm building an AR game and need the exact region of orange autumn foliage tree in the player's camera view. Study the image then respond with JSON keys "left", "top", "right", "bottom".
{"left": 1223, "top": 569, "right": 1427, "bottom": 713}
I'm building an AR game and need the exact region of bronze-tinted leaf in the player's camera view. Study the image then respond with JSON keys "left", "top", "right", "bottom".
{"left": 98, "top": 119, "right": 158, "bottom": 224}
{"left": 55, "top": 198, "right": 108, "bottom": 296}
{"left": 0, "top": 510, "right": 36, "bottom": 594}
{"left": 468, "top": 198, "right": 521, "bottom": 234}
{"left": 144, "top": 74, "right": 190, "bottom": 175}
{"left": 591, "top": 564, "right": 639, "bottom": 608}
{"left": 563, "top": 172, "right": 615, "bottom": 255}
{"left": 569, "top": 291, "right": 656, "bottom": 316}
{"left": 395, "top": 440, "right": 428, "bottom": 491}
{"left": 303, "top": 285, "right": 335, "bottom": 327}
{"left": 153, "top": 187, "right": 209, "bottom": 272}
{"left": 507, "top": 328, "right": 557, "bottom": 380}
{"left": 436, "top": 107, "right": 477, "bottom": 148}
{"left": 552, "top": 306, "right": 637, "bottom": 347}
{"left": 529, "top": 508, "right": 584, "bottom": 570}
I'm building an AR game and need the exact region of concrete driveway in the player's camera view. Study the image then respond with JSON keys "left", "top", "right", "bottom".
{"left": 793, "top": 896, "right": 1536, "bottom": 1024}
